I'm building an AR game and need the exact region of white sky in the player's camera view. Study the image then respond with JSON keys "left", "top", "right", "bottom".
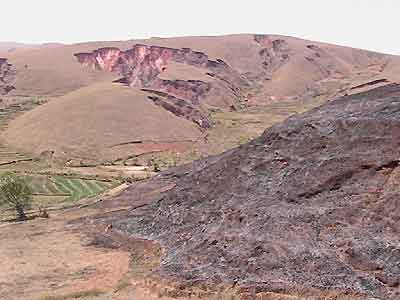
{"left": 2, "top": 0, "right": 399, "bottom": 55}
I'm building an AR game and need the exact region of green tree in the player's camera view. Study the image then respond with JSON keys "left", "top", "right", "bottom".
{"left": 0, "top": 172, "right": 32, "bottom": 221}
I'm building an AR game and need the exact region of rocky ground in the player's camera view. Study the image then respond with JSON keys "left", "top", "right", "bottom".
{"left": 91, "top": 83, "right": 400, "bottom": 300}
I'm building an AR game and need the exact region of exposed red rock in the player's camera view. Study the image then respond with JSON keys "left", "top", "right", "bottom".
{"left": 75, "top": 45, "right": 240, "bottom": 89}
{"left": 74, "top": 44, "right": 247, "bottom": 128}
{"left": 254, "top": 35, "right": 291, "bottom": 75}
{"left": 74, "top": 35, "right": 400, "bottom": 129}
{"left": 0, "top": 58, "right": 15, "bottom": 95}
{"left": 143, "top": 89, "right": 211, "bottom": 128}
{"left": 350, "top": 78, "right": 390, "bottom": 90}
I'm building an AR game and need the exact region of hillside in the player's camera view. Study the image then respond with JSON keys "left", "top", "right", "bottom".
{"left": 3, "top": 34, "right": 400, "bottom": 164}
{"left": 3, "top": 83, "right": 202, "bottom": 164}
{"left": 1, "top": 33, "right": 400, "bottom": 300}
{"left": 105, "top": 83, "right": 400, "bottom": 300}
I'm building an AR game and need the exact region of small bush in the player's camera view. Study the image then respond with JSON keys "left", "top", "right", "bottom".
{"left": 0, "top": 172, "right": 32, "bottom": 221}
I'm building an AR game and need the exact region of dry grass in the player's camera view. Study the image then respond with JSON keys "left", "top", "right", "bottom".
{"left": 204, "top": 97, "right": 326, "bottom": 155}
{"left": 4, "top": 83, "right": 201, "bottom": 164}
{"left": 3, "top": 34, "right": 400, "bottom": 166}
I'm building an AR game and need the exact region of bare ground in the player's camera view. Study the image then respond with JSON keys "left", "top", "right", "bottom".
{"left": 0, "top": 181, "right": 242, "bottom": 300}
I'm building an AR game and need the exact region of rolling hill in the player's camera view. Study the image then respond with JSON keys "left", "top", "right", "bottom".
{"left": 2, "top": 34, "right": 400, "bottom": 164}
{"left": 3, "top": 83, "right": 202, "bottom": 164}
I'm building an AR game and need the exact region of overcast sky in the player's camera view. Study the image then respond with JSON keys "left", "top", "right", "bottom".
{"left": 2, "top": 0, "right": 399, "bottom": 54}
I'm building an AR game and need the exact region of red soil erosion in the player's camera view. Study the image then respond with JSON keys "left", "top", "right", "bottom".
{"left": 74, "top": 45, "right": 247, "bottom": 128}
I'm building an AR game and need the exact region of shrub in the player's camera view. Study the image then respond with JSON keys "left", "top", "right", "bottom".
{"left": 149, "top": 152, "right": 178, "bottom": 172}
{"left": 0, "top": 172, "right": 32, "bottom": 221}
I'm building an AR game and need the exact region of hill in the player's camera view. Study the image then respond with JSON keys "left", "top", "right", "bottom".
{"left": 107, "top": 83, "right": 400, "bottom": 300}
{"left": 3, "top": 34, "right": 400, "bottom": 164}
{"left": 3, "top": 83, "right": 202, "bottom": 164}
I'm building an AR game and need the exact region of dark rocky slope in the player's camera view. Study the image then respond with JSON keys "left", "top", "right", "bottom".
{"left": 113, "top": 84, "right": 400, "bottom": 299}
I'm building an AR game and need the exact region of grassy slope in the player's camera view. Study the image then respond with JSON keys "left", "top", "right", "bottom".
{"left": 3, "top": 83, "right": 202, "bottom": 163}
{"left": 0, "top": 97, "right": 120, "bottom": 215}
{"left": 0, "top": 41, "right": 135, "bottom": 97}
{"left": 3, "top": 34, "right": 400, "bottom": 164}
{"left": 4, "top": 34, "right": 399, "bottom": 98}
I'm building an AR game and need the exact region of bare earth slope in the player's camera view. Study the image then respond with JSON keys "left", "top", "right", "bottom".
{"left": 3, "top": 34, "right": 400, "bottom": 163}
{"left": 111, "top": 84, "right": 400, "bottom": 300}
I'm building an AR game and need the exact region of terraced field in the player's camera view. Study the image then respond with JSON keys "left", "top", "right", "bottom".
{"left": 26, "top": 175, "right": 117, "bottom": 207}
{"left": 0, "top": 98, "right": 121, "bottom": 215}
{"left": 0, "top": 145, "right": 32, "bottom": 165}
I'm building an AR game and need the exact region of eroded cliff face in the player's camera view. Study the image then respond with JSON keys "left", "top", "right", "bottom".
{"left": 0, "top": 58, "right": 15, "bottom": 95}
{"left": 74, "top": 36, "right": 393, "bottom": 127}
{"left": 75, "top": 45, "right": 237, "bottom": 86}
{"left": 75, "top": 45, "right": 247, "bottom": 128}
{"left": 254, "top": 35, "right": 291, "bottom": 76}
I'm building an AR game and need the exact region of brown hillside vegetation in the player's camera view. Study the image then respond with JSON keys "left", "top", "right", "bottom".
{"left": 3, "top": 34, "right": 400, "bottom": 164}
{"left": 2, "top": 34, "right": 400, "bottom": 99}
{"left": 4, "top": 83, "right": 201, "bottom": 163}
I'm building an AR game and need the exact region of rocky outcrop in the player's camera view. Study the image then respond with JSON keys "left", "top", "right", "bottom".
{"left": 254, "top": 35, "right": 291, "bottom": 75}
{"left": 0, "top": 58, "right": 15, "bottom": 95}
{"left": 350, "top": 78, "right": 390, "bottom": 90}
{"left": 75, "top": 45, "right": 239, "bottom": 87}
{"left": 112, "top": 84, "right": 400, "bottom": 299}
{"left": 75, "top": 45, "right": 246, "bottom": 128}
{"left": 144, "top": 89, "right": 211, "bottom": 128}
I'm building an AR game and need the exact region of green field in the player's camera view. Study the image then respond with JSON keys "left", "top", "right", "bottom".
{"left": 0, "top": 145, "right": 32, "bottom": 165}
{"left": 0, "top": 98, "right": 121, "bottom": 216}
{"left": 25, "top": 175, "right": 117, "bottom": 206}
